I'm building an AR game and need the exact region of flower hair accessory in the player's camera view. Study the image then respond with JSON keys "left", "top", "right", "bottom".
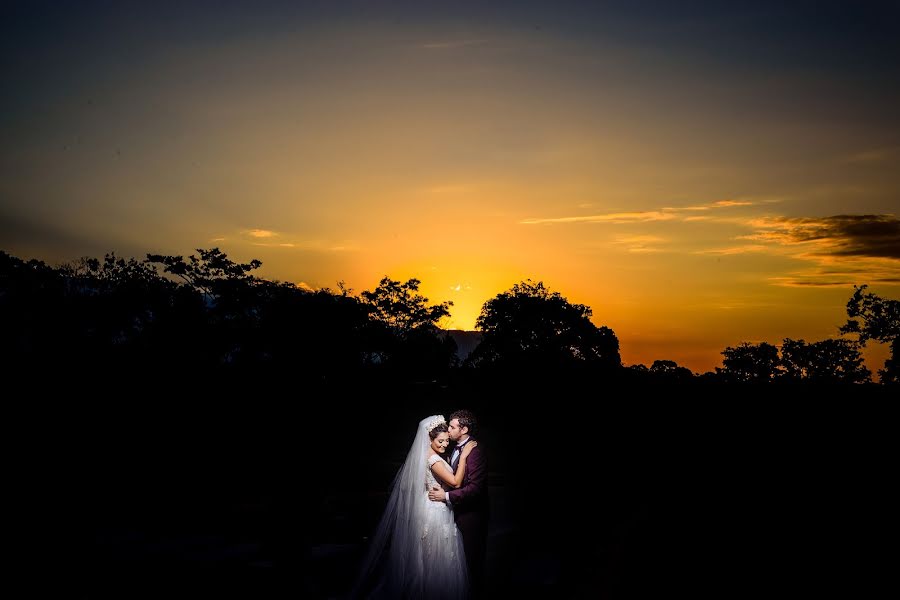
{"left": 423, "top": 415, "right": 446, "bottom": 433}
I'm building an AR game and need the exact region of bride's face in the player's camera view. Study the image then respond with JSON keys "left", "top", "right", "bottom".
{"left": 431, "top": 432, "right": 450, "bottom": 454}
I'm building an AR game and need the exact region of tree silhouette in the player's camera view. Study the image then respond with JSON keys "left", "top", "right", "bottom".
{"left": 58, "top": 253, "right": 182, "bottom": 365}
{"left": 251, "top": 283, "right": 382, "bottom": 379}
{"left": 779, "top": 338, "right": 871, "bottom": 384}
{"left": 360, "top": 277, "right": 452, "bottom": 335}
{"left": 840, "top": 285, "right": 900, "bottom": 384}
{"left": 649, "top": 359, "right": 695, "bottom": 382}
{"left": 12, "top": 243, "right": 893, "bottom": 390}
{"left": 1, "top": 250, "right": 69, "bottom": 369}
{"left": 146, "top": 247, "right": 262, "bottom": 299}
{"left": 146, "top": 248, "right": 270, "bottom": 367}
{"left": 359, "top": 276, "right": 456, "bottom": 377}
{"left": 467, "top": 279, "right": 620, "bottom": 372}
{"left": 716, "top": 342, "right": 780, "bottom": 383}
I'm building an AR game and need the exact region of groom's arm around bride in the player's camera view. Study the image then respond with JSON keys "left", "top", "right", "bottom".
{"left": 445, "top": 443, "right": 487, "bottom": 508}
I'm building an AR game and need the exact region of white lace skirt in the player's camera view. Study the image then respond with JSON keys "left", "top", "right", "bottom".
{"left": 421, "top": 492, "right": 468, "bottom": 599}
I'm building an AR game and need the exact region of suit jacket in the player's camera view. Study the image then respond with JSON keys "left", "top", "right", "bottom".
{"left": 448, "top": 442, "right": 488, "bottom": 517}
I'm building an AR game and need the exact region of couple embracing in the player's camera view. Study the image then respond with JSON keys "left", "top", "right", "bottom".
{"left": 353, "top": 410, "right": 489, "bottom": 599}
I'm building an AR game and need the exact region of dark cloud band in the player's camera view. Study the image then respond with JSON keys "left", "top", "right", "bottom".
{"left": 756, "top": 214, "right": 900, "bottom": 260}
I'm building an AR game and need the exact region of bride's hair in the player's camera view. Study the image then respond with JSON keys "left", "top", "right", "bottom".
{"left": 428, "top": 422, "right": 448, "bottom": 439}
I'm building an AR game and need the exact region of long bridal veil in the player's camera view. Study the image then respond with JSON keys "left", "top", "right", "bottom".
{"left": 351, "top": 415, "right": 452, "bottom": 598}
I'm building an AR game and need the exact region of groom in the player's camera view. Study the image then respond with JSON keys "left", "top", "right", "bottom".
{"left": 429, "top": 409, "right": 489, "bottom": 598}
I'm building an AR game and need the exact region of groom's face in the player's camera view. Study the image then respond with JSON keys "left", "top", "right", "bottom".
{"left": 448, "top": 418, "right": 467, "bottom": 441}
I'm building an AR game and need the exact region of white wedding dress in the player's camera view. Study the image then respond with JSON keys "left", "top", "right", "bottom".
{"left": 352, "top": 416, "right": 468, "bottom": 599}
{"left": 422, "top": 454, "right": 468, "bottom": 597}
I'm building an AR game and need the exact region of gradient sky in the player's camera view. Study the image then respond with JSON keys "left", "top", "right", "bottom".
{"left": 2, "top": 0, "right": 899, "bottom": 374}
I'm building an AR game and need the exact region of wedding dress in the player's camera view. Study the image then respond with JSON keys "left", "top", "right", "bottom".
{"left": 352, "top": 415, "right": 468, "bottom": 599}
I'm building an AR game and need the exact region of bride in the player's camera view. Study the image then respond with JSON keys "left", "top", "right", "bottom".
{"left": 352, "top": 415, "right": 477, "bottom": 599}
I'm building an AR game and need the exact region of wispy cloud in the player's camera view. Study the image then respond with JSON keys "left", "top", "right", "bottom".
{"left": 522, "top": 198, "right": 757, "bottom": 225}
{"left": 521, "top": 211, "right": 676, "bottom": 225}
{"left": 694, "top": 245, "right": 769, "bottom": 256}
{"left": 424, "top": 184, "right": 473, "bottom": 194}
{"left": 769, "top": 277, "right": 856, "bottom": 288}
{"left": 662, "top": 199, "right": 755, "bottom": 212}
{"left": 768, "top": 275, "right": 882, "bottom": 288}
{"left": 712, "top": 199, "right": 755, "bottom": 208}
{"left": 421, "top": 39, "right": 487, "bottom": 49}
{"left": 767, "top": 262, "right": 900, "bottom": 288}
{"left": 246, "top": 229, "right": 276, "bottom": 238}
{"left": 841, "top": 147, "right": 897, "bottom": 164}
{"left": 249, "top": 238, "right": 359, "bottom": 252}
{"left": 612, "top": 234, "right": 667, "bottom": 253}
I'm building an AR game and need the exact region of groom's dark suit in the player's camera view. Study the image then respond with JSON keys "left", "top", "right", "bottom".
{"left": 449, "top": 441, "right": 489, "bottom": 598}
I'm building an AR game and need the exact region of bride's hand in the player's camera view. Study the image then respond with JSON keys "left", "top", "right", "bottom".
{"left": 461, "top": 440, "right": 478, "bottom": 457}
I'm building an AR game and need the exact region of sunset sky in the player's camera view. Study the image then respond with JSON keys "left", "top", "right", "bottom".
{"left": 2, "top": 1, "right": 899, "bottom": 374}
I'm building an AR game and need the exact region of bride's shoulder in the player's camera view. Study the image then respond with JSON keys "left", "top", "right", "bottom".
{"left": 427, "top": 453, "right": 445, "bottom": 467}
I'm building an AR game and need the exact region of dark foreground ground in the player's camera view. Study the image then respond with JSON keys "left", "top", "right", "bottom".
{"left": 21, "top": 375, "right": 895, "bottom": 597}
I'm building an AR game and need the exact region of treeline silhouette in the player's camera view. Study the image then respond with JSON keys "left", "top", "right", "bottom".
{"left": 2, "top": 247, "right": 896, "bottom": 387}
